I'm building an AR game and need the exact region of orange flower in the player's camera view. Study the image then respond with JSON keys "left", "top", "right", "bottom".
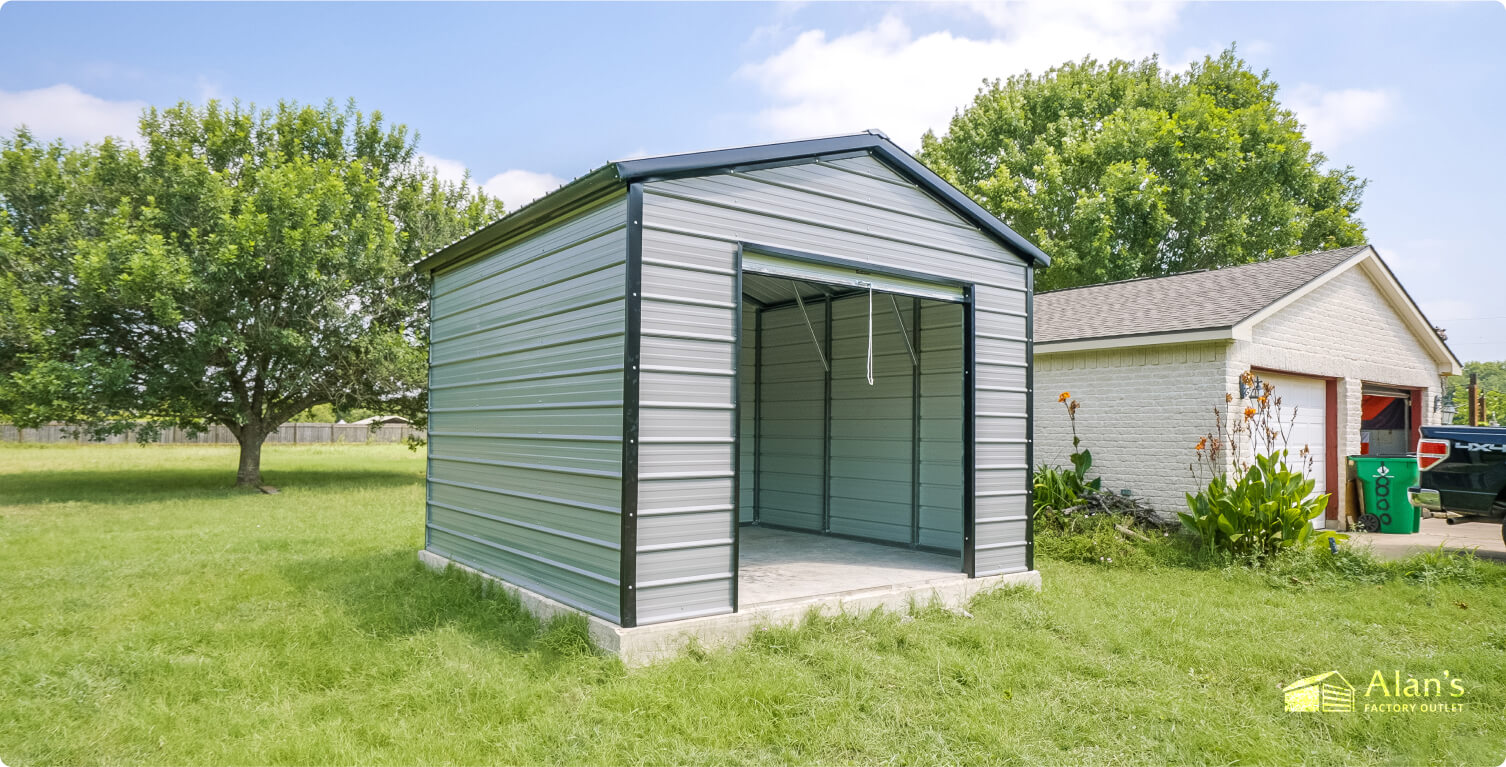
{"left": 1058, "top": 391, "right": 1071, "bottom": 403}
{"left": 1195, "top": 437, "right": 1207, "bottom": 451}
{"left": 1258, "top": 395, "right": 1268, "bottom": 405}
{"left": 1243, "top": 407, "right": 1257, "bottom": 420}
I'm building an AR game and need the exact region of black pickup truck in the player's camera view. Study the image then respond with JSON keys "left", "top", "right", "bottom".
{"left": 1409, "top": 425, "right": 1506, "bottom": 544}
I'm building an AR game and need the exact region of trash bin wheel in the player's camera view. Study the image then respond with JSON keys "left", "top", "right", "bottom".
{"left": 1358, "top": 513, "right": 1382, "bottom": 533}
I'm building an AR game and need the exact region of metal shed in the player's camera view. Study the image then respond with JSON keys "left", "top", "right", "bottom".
{"left": 415, "top": 131, "right": 1048, "bottom": 636}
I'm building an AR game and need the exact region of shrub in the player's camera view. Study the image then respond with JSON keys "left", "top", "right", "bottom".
{"left": 1032, "top": 460, "right": 1099, "bottom": 516}
{"left": 1181, "top": 373, "right": 1343, "bottom": 560}
{"left": 1180, "top": 451, "right": 1334, "bottom": 559}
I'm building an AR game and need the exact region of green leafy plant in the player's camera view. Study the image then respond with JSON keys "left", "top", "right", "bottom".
{"left": 1032, "top": 393, "right": 1101, "bottom": 517}
{"left": 1182, "top": 372, "right": 1343, "bottom": 559}
{"left": 1180, "top": 451, "right": 1336, "bottom": 559}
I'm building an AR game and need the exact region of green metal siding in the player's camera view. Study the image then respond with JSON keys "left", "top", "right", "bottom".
{"left": 827, "top": 294, "right": 915, "bottom": 543}
{"left": 754, "top": 302, "right": 828, "bottom": 531}
{"left": 919, "top": 301, "right": 965, "bottom": 550}
{"left": 426, "top": 194, "right": 628, "bottom": 621}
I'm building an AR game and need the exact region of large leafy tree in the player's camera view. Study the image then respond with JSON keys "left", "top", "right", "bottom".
{"left": 919, "top": 48, "right": 1369, "bottom": 291}
{"left": 0, "top": 100, "right": 501, "bottom": 485}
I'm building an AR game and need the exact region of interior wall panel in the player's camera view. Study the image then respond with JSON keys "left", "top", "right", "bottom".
{"left": 827, "top": 295, "right": 915, "bottom": 543}
{"left": 753, "top": 303, "right": 828, "bottom": 532}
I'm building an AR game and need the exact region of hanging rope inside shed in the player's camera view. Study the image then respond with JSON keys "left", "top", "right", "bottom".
{"left": 791, "top": 284, "right": 828, "bottom": 372}
{"left": 866, "top": 287, "right": 875, "bottom": 386}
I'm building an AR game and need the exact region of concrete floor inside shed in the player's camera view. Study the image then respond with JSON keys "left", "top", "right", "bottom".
{"left": 737, "top": 526, "right": 963, "bottom": 606}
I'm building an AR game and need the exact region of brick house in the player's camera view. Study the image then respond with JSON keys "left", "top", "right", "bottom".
{"left": 1032, "top": 245, "right": 1462, "bottom": 528}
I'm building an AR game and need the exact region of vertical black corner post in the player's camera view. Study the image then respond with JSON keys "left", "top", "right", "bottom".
{"left": 821, "top": 294, "right": 834, "bottom": 534}
{"left": 619, "top": 183, "right": 644, "bottom": 628}
{"left": 730, "top": 244, "right": 744, "bottom": 613}
{"left": 1024, "top": 268, "right": 1035, "bottom": 572}
{"left": 961, "top": 285, "right": 978, "bottom": 578}
{"left": 910, "top": 296, "right": 922, "bottom": 549}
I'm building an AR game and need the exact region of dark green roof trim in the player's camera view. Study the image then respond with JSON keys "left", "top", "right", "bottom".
{"left": 415, "top": 131, "right": 1050, "bottom": 275}
{"left": 413, "top": 164, "right": 622, "bottom": 275}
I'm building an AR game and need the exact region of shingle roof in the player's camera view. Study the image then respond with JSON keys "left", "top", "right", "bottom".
{"left": 1034, "top": 245, "right": 1372, "bottom": 344}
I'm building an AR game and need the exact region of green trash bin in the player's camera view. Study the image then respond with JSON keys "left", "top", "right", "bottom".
{"left": 1348, "top": 456, "right": 1420, "bottom": 534}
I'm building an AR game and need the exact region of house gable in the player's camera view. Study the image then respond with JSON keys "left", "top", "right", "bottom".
{"left": 1243, "top": 261, "right": 1453, "bottom": 386}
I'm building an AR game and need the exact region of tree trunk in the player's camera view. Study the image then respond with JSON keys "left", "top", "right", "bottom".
{"left": 236, "top": 432, "right": 265, "bottom": 487}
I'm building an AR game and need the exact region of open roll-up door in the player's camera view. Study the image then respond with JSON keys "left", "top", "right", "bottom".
{"left": 742, "top": 250, "right": 966, "bottom": 303}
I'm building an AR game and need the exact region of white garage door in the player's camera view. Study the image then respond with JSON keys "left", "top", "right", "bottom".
{"left": 1250, "top": 372, "right": 1327, "bottom": 528}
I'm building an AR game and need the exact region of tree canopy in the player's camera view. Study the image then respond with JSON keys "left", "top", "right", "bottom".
{"left": 0, "top": 100, "right": 501, "bottom": 484}
{"left": 1447, "top": 361, "right": 1506, "bottom": 425}
{"left": 918, "top": 48, "right": 1369, "bottom": 292}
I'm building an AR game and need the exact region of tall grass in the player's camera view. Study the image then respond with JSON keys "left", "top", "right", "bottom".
{"left": 2, "top": 444, "right": 1504, "bottom": 766}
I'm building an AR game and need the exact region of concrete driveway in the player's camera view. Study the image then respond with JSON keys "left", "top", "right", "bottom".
{"left": 1348, "top": 517, "right": 1506, "bottom": 562}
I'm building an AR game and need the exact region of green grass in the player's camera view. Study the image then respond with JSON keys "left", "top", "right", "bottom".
{"left": 2, "top": 443, "right": 1504, "bottom": 766}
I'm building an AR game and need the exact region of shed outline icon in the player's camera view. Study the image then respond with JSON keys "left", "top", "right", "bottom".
{"left": 1283, "top": 671, "right": 1354, "bottom": 712}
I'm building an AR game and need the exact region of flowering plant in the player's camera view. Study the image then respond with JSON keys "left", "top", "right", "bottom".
{"left": 1033, "top": 393, "right": 1101, "bottom": 517}
{"left": 1182, "top": 372, "right": 1342, "bottom": 559}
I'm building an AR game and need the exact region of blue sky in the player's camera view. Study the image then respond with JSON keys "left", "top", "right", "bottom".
{"left": 1, "top": 1, "right": 1502, "bottom": 361}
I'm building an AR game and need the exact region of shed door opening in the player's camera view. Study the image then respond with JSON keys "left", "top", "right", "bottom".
{"left": 737, "top": 266, "right": 967, "bottom": 601}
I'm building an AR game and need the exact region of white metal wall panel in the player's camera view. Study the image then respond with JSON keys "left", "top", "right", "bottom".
{"left": 827, "top": 295, "right": 914, "bottom": 543}
{"left": 427, "top": 194, "right": 628, "bottom": 621}
{"left": 644, "top": 153, "right": 1031, "bottom": 582}
{"left": 634, "top": 229, "right": 739, "bottom": 624}
{"left": 750, "top": 157, "right": 974, "bottom": 229}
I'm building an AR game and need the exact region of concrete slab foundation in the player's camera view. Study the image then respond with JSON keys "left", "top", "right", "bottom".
{"left": 418, "top": 527, "right": 1040, "bottom": 665}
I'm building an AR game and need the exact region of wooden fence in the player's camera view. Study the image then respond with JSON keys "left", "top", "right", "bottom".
{"left": 0, "top": 422, "right": 421, "bottom": 445}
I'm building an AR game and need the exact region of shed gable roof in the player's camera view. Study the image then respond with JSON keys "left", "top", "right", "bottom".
{"left": 1034, "top": 245, "right": 1460, "bottom": 374}
{"left": 414, "top": 131, "right": 1049, "bottom": 274}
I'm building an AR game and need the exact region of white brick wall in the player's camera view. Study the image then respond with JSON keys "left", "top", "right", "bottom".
{"left": 1236, "top": 265, "right": 1446, "bottom": 523}
{"left": 1033, "top": 263, "right": 1450, "bottom": 526}
{"left": 1034, "top": 341, "right": 1237, "bottom": 515}
{"left": 1238, "top": 267, "right": 1442, "bottom": 392}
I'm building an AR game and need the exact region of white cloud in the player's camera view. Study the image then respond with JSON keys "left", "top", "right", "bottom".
{"left": 416, "top": 152, "right": 564, "bottom": 212}
{"left": 738, "top": 4, "right": 1184, "bottom": 149}
{"left": 479, "top": 169, "right": 566, "bottom": 212}
{"left": 1285, "top": 85, "right": 1398, "bottom": 153}
{"left": 417, "top": 152, "right": 472, "bottom": 186}
{"left": 0, "top": 84, "right": 145, "bottom": 145}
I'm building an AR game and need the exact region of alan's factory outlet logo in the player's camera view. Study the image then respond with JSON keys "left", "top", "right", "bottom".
{"left": 1284, "top": 670, "right": 1467, "bottom": 714}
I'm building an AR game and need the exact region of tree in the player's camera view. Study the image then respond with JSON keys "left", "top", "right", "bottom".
{"left": 918, "top": 48, "right": 1369, "bottom": 292}
{"left": 1445, "top": 361, "right": 1506, "bottom": 425}
{"left": 0, "top": 100, "right": 501, "bottom": 485}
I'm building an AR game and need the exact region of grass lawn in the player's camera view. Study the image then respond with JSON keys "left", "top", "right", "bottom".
{"left": 2, "top": 443, "right": 1504, "bottom": 766}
